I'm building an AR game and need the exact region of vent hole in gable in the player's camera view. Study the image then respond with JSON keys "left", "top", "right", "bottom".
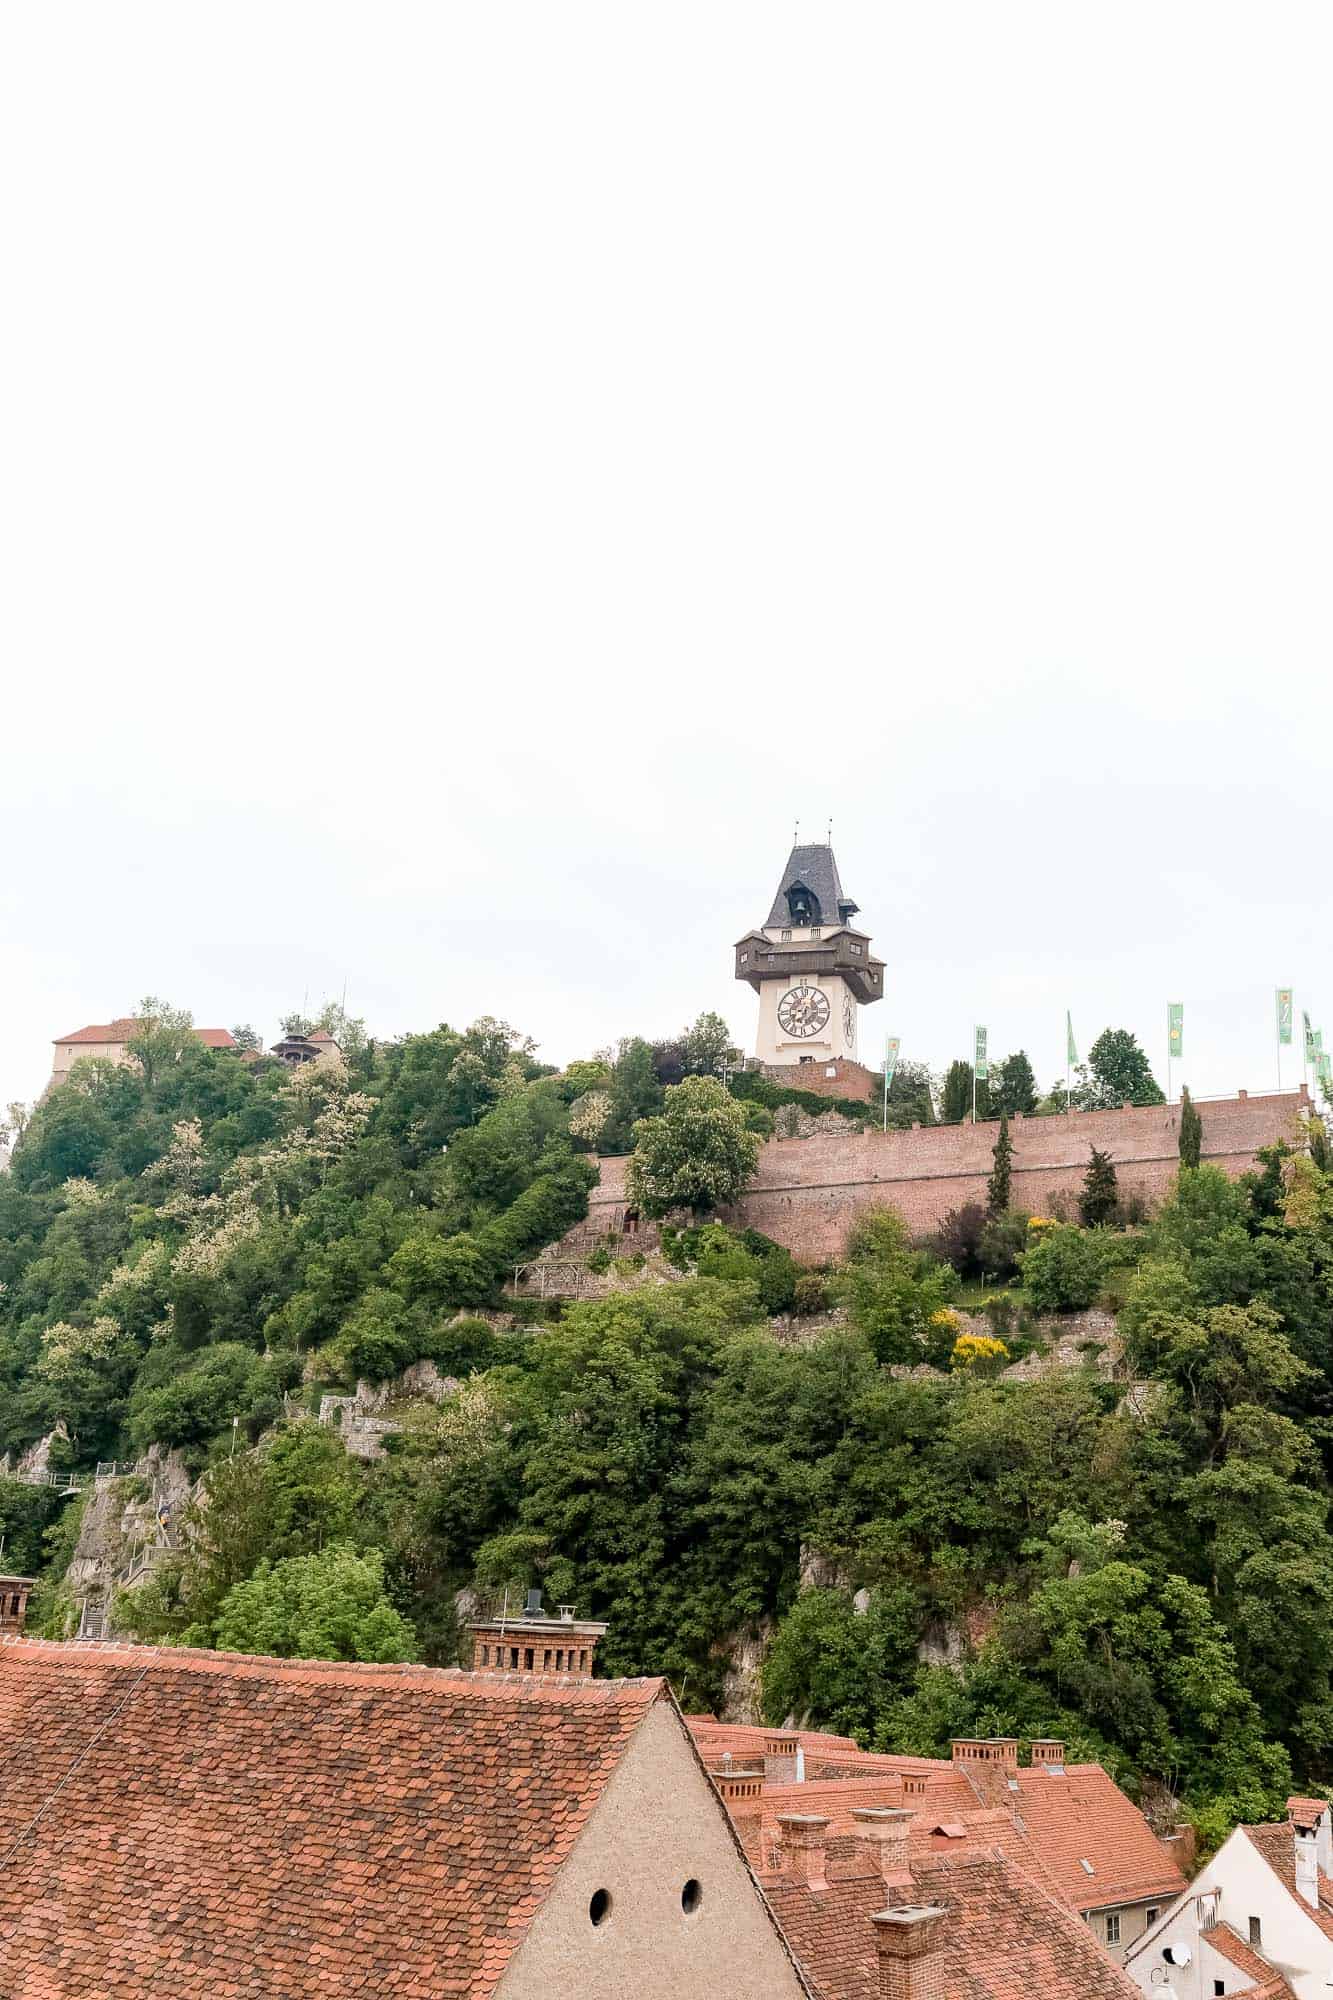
{"left": 589, "top": 1888, "right": 612, "bottom": 1927}
{"left": 681, "top": 1878, "right": 703, "bottom": 1916}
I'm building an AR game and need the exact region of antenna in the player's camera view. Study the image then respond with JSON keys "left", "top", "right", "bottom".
{"left": 793, "top": 817, "right": 800, "bottom": 844}
{"left": 827, "top": 817, "right": 833, "bottom": 845}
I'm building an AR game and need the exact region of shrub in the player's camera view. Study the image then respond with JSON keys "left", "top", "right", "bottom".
{"left": 951, "top": 1332, "right": 1009, "bottom": 1370}
{"left": 793, "top": 1272, "right": 831, "bottom": 1316}
{"left": 1020, "top": 1225, "right": 1115, "bottom": 1313}
{"left": 931, "top": 1204, "right": 988, "bottom": 1279}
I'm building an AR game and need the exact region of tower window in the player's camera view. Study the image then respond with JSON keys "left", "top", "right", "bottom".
{"left": 809, "top": 927, "right": 821, "bottom": 938}
{"left": 739, "top": 951, "right": 749, "bottom": 964}
{"left": 850, "top": 942, "right": 862, "bottom": 956}
{"left": 780, "top": 928, "right": 792, "bottom": 941}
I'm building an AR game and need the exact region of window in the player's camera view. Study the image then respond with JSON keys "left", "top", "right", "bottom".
{"left": 681, "top": 1879, "right": 702, "bottom": 1916}
{"left": 850, "top": 941, "right": 862, "bottom": 955}
{"left": 809, "top": 927, "right": 821, "bottom": 938}
{"left": 740, "top": 951, "right": 748, "bottom": 965}
{"left": 1105, "top": 1913, "right": 1120, "bottom": 1945}
{"left": 780, "top": 927, "right": 792, "bottom": 941}
{"left": 1214, "top": 1983, "right": 1225, "bottom": 1997}
{"left": 1249, "top": 1916, "right": 1262, "bottom": 1949}
{"left": 1145, "top": 1908, "right": 1159, "bottom": 1927}
{"left": 589, "top": 1889, "right": 612, "bottom": 1927}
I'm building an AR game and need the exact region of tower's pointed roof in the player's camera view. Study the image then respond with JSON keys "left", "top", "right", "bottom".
{"left": 765, "top": 843, "right": 859, "bottom": 927}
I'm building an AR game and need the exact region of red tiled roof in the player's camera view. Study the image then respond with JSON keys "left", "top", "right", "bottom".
{"left": 958, "top": 1760, "right": 1187, "bottom": 1912}
{"left": 54, "top": 1020, "right": 236, "bottom": 1049}
{"left": 1207, "top": 1921, "right": 1297, "bottom": 1998}
{"left": 1246, "top": 1821, "right": 1333, "bottom": 1945}
{"left": 0, "top": 1640, "right": 662, "bottom": 1999}
{"left": 763, "top": 1845, "right": 1139, "bottom": 1999}
{"left": 686, "top": 1717, "right": 861, "bottom": 1759}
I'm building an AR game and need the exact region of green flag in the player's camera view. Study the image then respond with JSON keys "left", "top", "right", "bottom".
{"left": 974, "top": 1026, "right": 988, "bottom": 1081}
{"left": 1277, "top": 988, "right": 1293, "bottom": 1046}
{"left": 1320, "top": 1051, "right": 1331, "bottom": 1088}
{"left": 1066, "top": 1012, "right": 1077, "bottom": 1067}
{"left": 883, "top": 1036, "right": 901, "bottom": 1089}
{"left": 1305, "top": 1011, "right": 1316, "bottom": 1063}
{"left": 1168, "top": 1003, "right": 1183, "bottom": 1060}
{"left": 1317, "top": 1030, "right": 1325, "bottom": 1063}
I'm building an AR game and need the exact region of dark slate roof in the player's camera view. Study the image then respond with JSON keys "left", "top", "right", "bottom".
{"left": 765, "top": 844, "right": 859, "bottom": 927}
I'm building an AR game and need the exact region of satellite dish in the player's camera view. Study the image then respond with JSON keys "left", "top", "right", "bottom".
{"left": 1162, "top": 1944, "right": 1192, "bottom": 1967}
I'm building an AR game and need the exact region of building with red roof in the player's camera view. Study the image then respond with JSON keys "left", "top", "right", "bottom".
{"left": 0, "top": 1639, "right": 812, "bottom": 2000}
{"left": 51, "top": 1016, "right": 237, "bottom": 1086}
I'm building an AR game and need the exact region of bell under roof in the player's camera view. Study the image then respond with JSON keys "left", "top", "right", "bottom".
{"left": 765, "top": 843, "right": 859, "bottom": 928}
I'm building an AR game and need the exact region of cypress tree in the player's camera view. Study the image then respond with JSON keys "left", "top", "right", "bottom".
{"left": 1178, "top": 1087, "right": 1203, "bottom": 1170}
{"left": 1079, "top": 1146, "right": 1119, "bottom": 1227}
{"left": 987, "top": 1113, "right": 1013, "bottom": 1215}
{"left": 940, "top": 1060, "right": 973, "bottom": 1125}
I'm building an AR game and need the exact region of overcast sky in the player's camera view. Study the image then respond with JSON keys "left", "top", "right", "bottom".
{"left": 3, "top": 4, "right": 1330, "bottom": 1116}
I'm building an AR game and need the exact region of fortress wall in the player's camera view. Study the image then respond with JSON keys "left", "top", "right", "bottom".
{"left": 579, "top": 1089, "right": 1307, "bottom": 1265}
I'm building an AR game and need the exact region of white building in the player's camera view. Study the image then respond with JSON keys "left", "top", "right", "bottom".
{"left": 1125, "top": 1798, "right": 1333, "bottom": 2000}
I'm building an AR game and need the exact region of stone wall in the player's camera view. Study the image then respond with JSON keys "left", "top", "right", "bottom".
{"left": 578, "top": 1089, "right": 1307, "bottom": 1264}
{"left": 756, "top": 1058, "right": 880, "bottom": 1103}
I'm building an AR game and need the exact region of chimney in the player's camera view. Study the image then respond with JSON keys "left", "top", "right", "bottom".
{"left": 468, "top": 1590, "right": 608, "bottom": 1677}
{"left": 950, "top": 1738, "right": 1018, "bottom": 1772}
{"left": 777, "top": 1814, "right": 829, "bottom": 1891}
{"left": 852, "top": 1808, "right": 914, "bottom": 1890}
{"left": 0, "top": 1576, "right": 35, "bottom": 1638}
{"left": 871, "top": 1904, "right": 948, "bottom": 2000}
{"left": 1030, "top": 1739, "right": 1066, "bottom": 1771}
{"left": 710, "top": 1761, "right": 765, "bottom": 1808}
{"left": 1296, "top": 1823, "right": 1320, "bottom": 1909}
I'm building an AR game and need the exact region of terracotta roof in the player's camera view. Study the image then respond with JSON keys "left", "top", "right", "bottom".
{"left": 1246, "top": 1820, "right": 1333, "bottom": 1945}
{"left": 763, "top": 1845, "right": 1139, "bottom": 2000}
{"left": 1207, "top": 1920, "right": 1298, "bottom": 1998}
{"left": 957, "top": 1760, "right": 1187, "bottom": 1912}
{"left": 0, "top": 1639, "right": 662, "bottom": 1999}
{"left": 686, "top": 1717, "right": 862, "bottom": 1760}
{"left": 53, "top": 1020, "right": 236, "bottom": 1050}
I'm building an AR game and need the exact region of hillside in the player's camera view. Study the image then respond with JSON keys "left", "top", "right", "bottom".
{"left": 3, "top": 1008, "right": 1333, "bottom": 1850}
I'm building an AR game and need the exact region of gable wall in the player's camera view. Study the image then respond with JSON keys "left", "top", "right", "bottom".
{"left": 497, "top": 1696, "right": 808, "bottom": 2000}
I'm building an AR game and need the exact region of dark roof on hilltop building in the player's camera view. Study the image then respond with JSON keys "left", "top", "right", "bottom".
{"left": 765, "top": 843, "right": 859, "bottom": 928}
{"left": 0, "top": 1639, "right": 663, "bottom": 2000}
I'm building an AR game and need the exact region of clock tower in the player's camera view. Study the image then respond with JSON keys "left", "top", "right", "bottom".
{"left": 734, "top": 841, "right": 884, "bottom": 1070}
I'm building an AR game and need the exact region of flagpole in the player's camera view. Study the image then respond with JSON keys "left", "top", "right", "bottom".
{"left": 1166, "top": 1003, "right": 1172, "bottom": 1107}
{"left": 883, "top": 1046, "right": 888, "bottom": 1133}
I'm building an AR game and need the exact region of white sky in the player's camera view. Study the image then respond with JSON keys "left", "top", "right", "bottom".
{"left": 3, "top": 4, "right": 1331, "bottom": 1114}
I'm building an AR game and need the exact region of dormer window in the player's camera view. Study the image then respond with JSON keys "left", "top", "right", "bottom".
{"left": 808, "top": 927, "right": 821, "bottom": 939}
{"left": 850, "top": 942, "right": 863, "bottom": 956}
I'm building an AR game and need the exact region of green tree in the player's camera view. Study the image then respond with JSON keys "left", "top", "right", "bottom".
{"left": 1080, "top": 1148, "right": 1119, "bottom": 1227}
{"left": 212, "top": 1545, "right": 418, "bottom": 1662}
{"left": 1087, "top": 1028, "right": 1165, "bottom": 1108}
{"left": 940, "top": 1061, "right": 972, "bottom": 1125}
{"left": 987, "top": 1115, "right": 1013, "bottom": 1216}
{"left": 840, "top": 1209, "right": 958, "bottom": 1365}
{"left": 627, "top": 1076, "right": 760, "bottom": 1218}
{"left": 993, "top": 1051, "right": 1038, "bottom": 1117}
{"left": 1179, "top": 1088, "right": 1203, "bottom": 1169}
{"left": 682, "top": 1012, "right": 735, "bottom": 1078}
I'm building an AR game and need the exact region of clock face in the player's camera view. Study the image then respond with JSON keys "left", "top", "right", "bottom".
{"left": 843, "top": 994, "right": 856, "bottom": 1048}
{"left": 778, "top": 985, "right": 830, "bottom": 1039}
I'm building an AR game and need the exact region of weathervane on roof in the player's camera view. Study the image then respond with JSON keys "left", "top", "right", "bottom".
{"left": 793, "top": 817, "right": 800, "bottom": 843}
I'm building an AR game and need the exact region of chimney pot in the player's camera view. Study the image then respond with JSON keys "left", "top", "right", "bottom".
{"left": 852, "top": 1807, "right": 915, "bottom": 1886}
{"left": 1031, "top": 1739, "right": 1066, "bottom": 1770}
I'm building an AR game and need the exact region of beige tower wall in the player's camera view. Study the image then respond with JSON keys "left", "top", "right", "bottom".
{"left": 497, "top": 1697, "right": 808, "bottom": 2000}
{"left": 755, "top": 972, "right": 860, "bottom": 1066}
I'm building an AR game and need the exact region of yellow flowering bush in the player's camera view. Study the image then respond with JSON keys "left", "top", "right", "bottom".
{"left": 951, "top": 1332, "right": 1010, "bottom": 1370}
{"left": 929, "top": 1308, "right": 963, "bottom": 1334}
{"left": 1027, "top": 1216, "right": 1058, "bottom": 1232}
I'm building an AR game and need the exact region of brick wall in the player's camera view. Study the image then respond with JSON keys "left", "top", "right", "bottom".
{"left": 757, "top": 1059, "right": 880, "bottom": 1104}
{"left": 578, "top": 1090, "right": 1307, "bottom": 1265}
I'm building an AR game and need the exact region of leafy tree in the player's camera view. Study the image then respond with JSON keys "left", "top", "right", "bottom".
{"left": 1179, "top": 1087, "right": 1202, "bottom": 1169}
{"left": 212, "top": 1545, "right": 418, "bottom": 1663}
{"left": 884, "top": 1060, "right": 937, "bottom": 1130}
{"left": 993, "top": 1051, "right": 1038, "bottom": 1117}
{"left": 840, "top": 1209, "right": 958, "bottom": 1364}
{"left": 1021, "top": 1223, "right": 1119, "bottom": 1312}
{"left": 682, "top": 1012, "right": 735, "bottom": 1078}
{"left": 987, "top": 1115, "right": 1014, "bottom": 1216}
{"left": 931, "top": 1204, "right": 988, "bottom": 1279}
{"left": 1080, "top": 1148, "right": 1119, "bottom": 1227}
{"left": 1086, "top": 1028, "right": 1165, "bottom": 1108}
{"left": 627, "top": 1077, "right": 760, "bottom": 1218}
